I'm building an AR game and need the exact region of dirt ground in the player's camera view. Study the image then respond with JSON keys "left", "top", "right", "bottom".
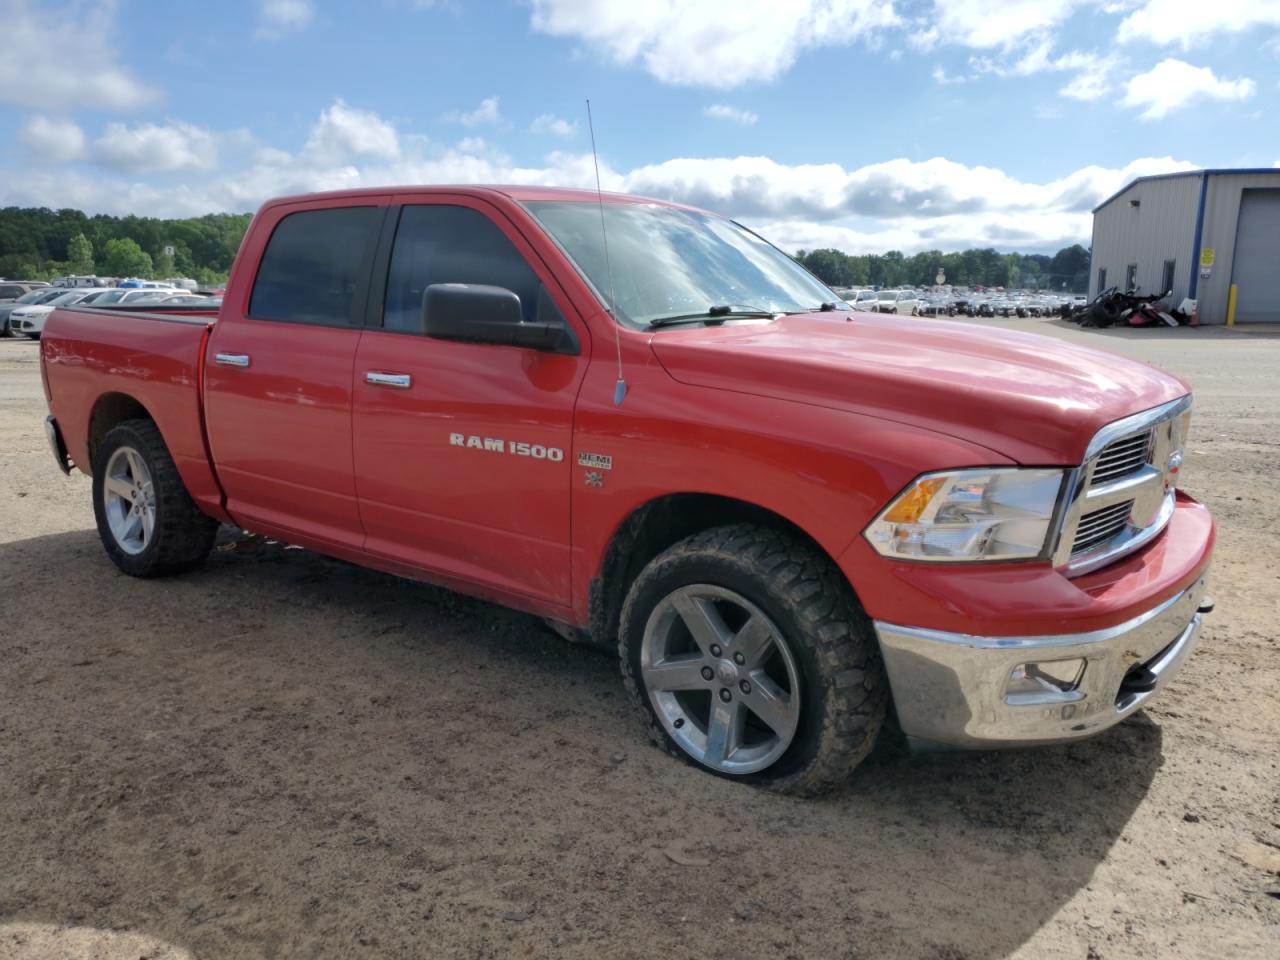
{"left": 1, "top": 318, "right": 1277, "bottom": 960}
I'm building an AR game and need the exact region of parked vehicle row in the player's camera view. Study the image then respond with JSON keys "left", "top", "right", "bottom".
{"left": 47, "top": 275, "right": 199, "bottom": 291}
{"left": 836, "top": 286, "right": 1087, "bottom": 320}
{"left": 4, "top": 286, "right": 203, "bottom": 338}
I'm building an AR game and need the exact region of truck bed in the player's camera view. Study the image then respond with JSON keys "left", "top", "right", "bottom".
{"left": 41, "top": 305, "right": 230, "bottom": 521}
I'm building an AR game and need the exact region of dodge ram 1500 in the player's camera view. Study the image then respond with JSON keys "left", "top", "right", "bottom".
{"left": 40, "top": 185, "right": 1214, "bottom": 793}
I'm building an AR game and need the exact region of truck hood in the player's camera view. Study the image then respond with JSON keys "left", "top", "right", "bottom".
{"left": 649, "top": 313, "right": 1189, "bottom": 464}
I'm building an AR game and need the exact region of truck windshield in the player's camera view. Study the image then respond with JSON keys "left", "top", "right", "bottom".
{"left": 524, "top": 200, "right": 841, "bottom": 328}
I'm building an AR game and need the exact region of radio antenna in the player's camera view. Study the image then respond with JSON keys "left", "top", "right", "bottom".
{"left": 587, "top": 98, "right": 626, "bottom": 406}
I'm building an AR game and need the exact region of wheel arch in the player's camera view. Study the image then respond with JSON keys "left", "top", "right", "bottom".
{"left": 587, "top": 493, "right": 844, "bottom": 649}
{"left": 87, "top": 392, "right": 154, "bottom": 471}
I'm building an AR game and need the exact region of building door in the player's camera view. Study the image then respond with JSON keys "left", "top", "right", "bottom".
{"left": 1230, "top": 189, "right": 1280, "bottom": 322}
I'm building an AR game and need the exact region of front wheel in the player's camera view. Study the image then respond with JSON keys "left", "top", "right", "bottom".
{"left": 619, "top": 524, "right": 888, "bottom": 794}
{"left": 92, "top": 419, "right": 219, "bottom": 577}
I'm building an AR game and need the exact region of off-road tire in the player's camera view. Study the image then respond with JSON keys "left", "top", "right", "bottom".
{"left": 619, "top": 523, "right": 888, "bottom": 795}
{"left": 92, "top": 419, "right": 218, "bottom": 577}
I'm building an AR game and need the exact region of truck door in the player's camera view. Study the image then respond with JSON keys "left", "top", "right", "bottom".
{"left": 204, "top": 198, "right": 387, "bottom": 550}
{"left": 351, "top": 199, "right": 589, "bottom": 608}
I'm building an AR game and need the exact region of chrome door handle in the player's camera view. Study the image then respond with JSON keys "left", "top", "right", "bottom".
{"left": 215, "top": 353, "right": 250, "bottom": 368}
{"left": 365, "top": 372, "right": 412, "bottom": 389}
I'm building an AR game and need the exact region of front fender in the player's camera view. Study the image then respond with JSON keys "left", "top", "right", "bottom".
{"left": 567, "top": 351, "right": 1013, "bottom": 625}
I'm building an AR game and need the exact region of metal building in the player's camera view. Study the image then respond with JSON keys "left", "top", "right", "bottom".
{"left": 1089, "top": 168, "right": 1280, "bottom": 324}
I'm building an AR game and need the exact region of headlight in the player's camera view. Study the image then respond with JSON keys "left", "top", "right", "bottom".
{"left": 865, "top": 468, "right": 1066, "bottom": 562}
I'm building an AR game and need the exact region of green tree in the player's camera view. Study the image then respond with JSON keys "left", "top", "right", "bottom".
{"left": 1049, "top": 244, "right": 1091, "bottom": 291}
{"left": 102, "top": 237, "right": 153, "bottom": 279}
{"left": 67, "top": 233, "right": 94, "bottom": 274}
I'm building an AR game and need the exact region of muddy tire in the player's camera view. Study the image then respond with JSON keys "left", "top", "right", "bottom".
{"left": 92, "top": 419, "right": 218, "bottom": 577}
{"left": 619, "top": 523, "right": 888, "bottom": 795}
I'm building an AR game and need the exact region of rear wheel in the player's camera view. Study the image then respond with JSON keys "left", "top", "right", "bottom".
{"left": 93, "top": 419, "right": 218, "bottom": 577}
{"left": 619, "top": 524, "right": 887, "bottom": 794}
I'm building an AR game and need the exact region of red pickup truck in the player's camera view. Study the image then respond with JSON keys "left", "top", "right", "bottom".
{"left": 40, "top": 186, "right": 1214, "bottom": 793}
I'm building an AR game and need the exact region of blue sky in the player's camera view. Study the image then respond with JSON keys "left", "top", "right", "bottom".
{"left": 1, "top": 0, "right": 1277, "bottom": 253}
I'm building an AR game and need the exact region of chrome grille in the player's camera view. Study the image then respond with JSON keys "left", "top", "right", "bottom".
{"left": 1072, "top": 500, "right": 1134, "bottom": 554}
{"left": 1090, "top": 430, "right": 1152, "bottom": 484}
{"left": 1053, "top": 395, "right": 1192, "bottom": 576}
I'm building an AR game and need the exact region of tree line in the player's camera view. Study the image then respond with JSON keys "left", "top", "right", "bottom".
{"left": 1, "top": 204, "right": 1093, "bottom": 293}
{"left": 794, "top": 244, "right": 1092, "bottom": 292}
{"left": 0, "top": 207, "right": 252, "bottom": 286}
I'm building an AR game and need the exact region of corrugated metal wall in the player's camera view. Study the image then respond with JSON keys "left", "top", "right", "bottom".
{"left": 1089, "top": 176, "right": 1200, "bottom": 306}
{"left": 1090, "top": 171, "right": 1280, "bottom": 323}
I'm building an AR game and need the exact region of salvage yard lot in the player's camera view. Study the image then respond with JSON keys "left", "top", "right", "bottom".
{"left": 1, "top": 319, "right": 1277, "bottom": 960}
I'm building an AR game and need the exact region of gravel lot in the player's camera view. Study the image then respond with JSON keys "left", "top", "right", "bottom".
{"left": 1, "top": 318, "right": 1277, "bottom": 960}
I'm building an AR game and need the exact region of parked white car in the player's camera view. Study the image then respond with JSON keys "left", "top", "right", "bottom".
{"left": 873, "top": 290, "right": 920, "bottom": 315}
{"left": 50, "top": 275, "right": 114, "bottom": 288}
{"left": 843, "top": 289, "right": 880, "bottom": 311}
{"left": 1, "top": 288, "right": 65, "bottom": 336}
{"left": 8, "top": 288, "right": 113, "bottom": 338}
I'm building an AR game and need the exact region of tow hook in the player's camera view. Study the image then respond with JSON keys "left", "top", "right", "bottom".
{"left": 1118, "top": 596, "right": 1213, "bottom": 698}
{"left": 1119, "top": 665, "right": 1159, "bottom": 695}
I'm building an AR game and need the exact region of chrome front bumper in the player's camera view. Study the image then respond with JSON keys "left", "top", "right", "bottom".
{"left": 874, "top": 574, "right": 1210, "bottom": 748}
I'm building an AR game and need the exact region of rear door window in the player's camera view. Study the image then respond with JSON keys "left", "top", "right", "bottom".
{"left": 382, "top": 205, "right": 542, "bottom": 333}
{"left": 249, "top": 206, "right": 382, "bottom": 326}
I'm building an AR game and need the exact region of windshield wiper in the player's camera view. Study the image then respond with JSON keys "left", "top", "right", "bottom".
{"left": 783, "top": 301, "right": 843, "bottom": 314}
{"left": 647, "top": 305, "right": 778, "bottom": 329}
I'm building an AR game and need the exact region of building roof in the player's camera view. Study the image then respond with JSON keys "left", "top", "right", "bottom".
{"left": 1092, "top": 167, "right": 1280, "bottom": 214}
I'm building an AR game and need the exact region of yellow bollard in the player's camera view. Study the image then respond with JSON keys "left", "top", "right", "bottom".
{"left": 1227, "top": 283, "right": 1238, "bottom": 326}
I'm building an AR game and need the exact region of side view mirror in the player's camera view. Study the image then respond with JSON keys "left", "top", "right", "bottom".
{"left": 421, "top": 283, "right": 576, "bottom": 353}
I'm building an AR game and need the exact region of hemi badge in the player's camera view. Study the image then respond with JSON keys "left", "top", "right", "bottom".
{"left": 577, "top": 452, "right": 613, "bottom": 471}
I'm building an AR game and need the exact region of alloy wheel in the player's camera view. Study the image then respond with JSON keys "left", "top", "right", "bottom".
{"left": 102, "top": 446, "right": 156, "bottom": 556}
{"left": 640, "top": 584, "right": 801, "bottom": 775}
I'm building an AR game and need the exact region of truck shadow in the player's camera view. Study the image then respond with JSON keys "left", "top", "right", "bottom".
{"left": 1, "top": 528, "right": 1163, "bottom": 960}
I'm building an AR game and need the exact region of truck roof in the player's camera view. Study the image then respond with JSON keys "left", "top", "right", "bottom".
{"left": 260, "top": 184, "right": 703, "bottom": 213}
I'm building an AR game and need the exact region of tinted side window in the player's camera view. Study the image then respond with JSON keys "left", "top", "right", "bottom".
{"left": 250, "top": 206, "right": 380, "bottom": 326}
{"left": 0, "top": 285, "right": 25, "bottom": 299}
{"left": 384, "top": 205, "right": 540, "bottom": 333}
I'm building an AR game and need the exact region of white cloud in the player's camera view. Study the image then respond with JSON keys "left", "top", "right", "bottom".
{"left": 1121, "top": 58, "right": 1256, "bottom": 119}
{"left": 528, "top": 0, "right": 899, "bottom": 88}
{"left": 0, "top": 0, "right": 159, "bottom": 112}
{"left": 255, "top": 0, "right": 315, "bottom": 39}
{"left": 1117, "top": 0, "right": 1280, "bottom": 49}
{"left": 703, "top": 104, "right": 759, "bottom": 125}
{"left": 19, "top": 115, "right": 87, "bottom": 163}
{"left": 303, "top": 99, "right": 402, "bottom": 163}
{"left": 442, "top": 95, "right": 504, "bottom": 127}
{"left": 530, "top": 113, "right": 578, "bottom": 138}
{"left": 918, "top": 7, "right": 1116, "bottom": 101}
{"left": 1059, "top": 67, "right": 1111, "bottom": 101}
{"left": 93, "top": 121, "right": 225, "bottom": 173}
{"left": 914, "top": 0, "right": 1086, "bottom": 50}
{"left": 0, "top": 99, "right": 1203, "bottom": 255}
